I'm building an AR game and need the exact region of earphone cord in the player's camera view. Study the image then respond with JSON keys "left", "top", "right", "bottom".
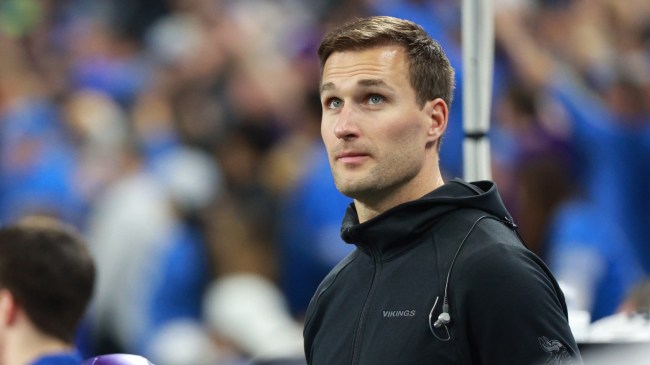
{"left": 430, "top": 215, "right": 511, "bottom": 340}
{"left": 441, "top": 216, "right": 492, "bottom": 304}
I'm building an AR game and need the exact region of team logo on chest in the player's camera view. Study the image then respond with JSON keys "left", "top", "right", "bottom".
{"left": 382, "top": 309, "right": 416, "bottom": 318}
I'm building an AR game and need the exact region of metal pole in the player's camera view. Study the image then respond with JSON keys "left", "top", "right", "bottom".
{"left": 462, "top": 0, "right": 494, "bottom": 181}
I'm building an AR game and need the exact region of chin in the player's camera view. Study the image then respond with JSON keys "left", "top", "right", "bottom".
{"left": 336, "top": 182, "right": 375, "bottom": 201}
{"left": 335, "top": 185, "right": 356, "bottom": 199}
{"left": 335, "top": 182, "right": 361, "bottom": 199}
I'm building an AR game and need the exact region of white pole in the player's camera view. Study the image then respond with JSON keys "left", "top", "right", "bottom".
{"left": 462, "top": 0, "right": 494, "bottom": 181}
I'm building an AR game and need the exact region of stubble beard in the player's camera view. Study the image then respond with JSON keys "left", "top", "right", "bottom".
{"left": 332, "top": 154, "right": 422, "bottom": 205}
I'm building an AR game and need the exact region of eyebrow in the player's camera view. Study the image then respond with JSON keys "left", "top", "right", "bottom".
{"left": 320, "top": 79, "right": 395, "bottom": 93}
{"left": 320, "top": 82, "right": 335, "bottom": 93}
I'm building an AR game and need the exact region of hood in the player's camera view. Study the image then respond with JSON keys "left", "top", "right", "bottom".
{"left": 340, "top": 178, "right": 513, "bottom": 252}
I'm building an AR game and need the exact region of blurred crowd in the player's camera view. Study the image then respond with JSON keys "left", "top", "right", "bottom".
{"left": 0, "top": 0, "right": 648, "bottom": 363}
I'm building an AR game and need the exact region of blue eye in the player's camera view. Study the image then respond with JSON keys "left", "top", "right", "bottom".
{"left": 327, "top": 98, "right": 342, "bottom": 109}
{"left": 368, "top": 95, "right": 383, "bottom": 105}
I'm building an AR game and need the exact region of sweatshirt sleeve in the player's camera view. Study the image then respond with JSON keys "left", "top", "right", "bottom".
{"left": 456, "top": 240, "right": 583, "bottom": 365}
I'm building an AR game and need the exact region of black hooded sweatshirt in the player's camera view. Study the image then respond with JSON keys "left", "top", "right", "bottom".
{"left": 303, "top": 179, "right": 581, "bottom": 365}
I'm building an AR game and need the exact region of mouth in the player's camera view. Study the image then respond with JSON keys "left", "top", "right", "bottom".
{"left": 335, "top": 151, "right": 370, "bottom": 164}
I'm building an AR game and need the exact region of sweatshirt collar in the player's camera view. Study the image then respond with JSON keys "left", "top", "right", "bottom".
{"left": 340, "top": 178, "right": 511, "bottom": 257}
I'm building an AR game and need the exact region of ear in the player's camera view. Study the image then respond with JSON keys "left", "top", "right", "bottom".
{"left": 424, "top": 98, "right": 448, "bottom": 145}
{"left": 0, "top": 289, "right": 19, "bottom": 326}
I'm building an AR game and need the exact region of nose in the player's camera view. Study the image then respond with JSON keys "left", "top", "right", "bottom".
{"left": 333, "top": 105, "right": 360, "bottom": 140}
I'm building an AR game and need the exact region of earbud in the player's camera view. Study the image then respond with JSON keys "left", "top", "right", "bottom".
{"left": 429, "top": 297, "right": 451, "bottom": 341}
{"left": 434, "top": 303, "right": 450, "bottom": 328}
{"left": 434, "top": 312, "right": 450, "bottom": 328}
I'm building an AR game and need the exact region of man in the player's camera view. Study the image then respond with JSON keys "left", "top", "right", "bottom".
{"left": 0, "top": 217, "right": 96, "bottom": 365}
{"left": 303, "top": 16, "right": 582, "bottom": 365}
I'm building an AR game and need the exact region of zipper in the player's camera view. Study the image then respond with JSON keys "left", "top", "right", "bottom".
{"left": 349, "top": 247, "right": 381, "bottom": 364}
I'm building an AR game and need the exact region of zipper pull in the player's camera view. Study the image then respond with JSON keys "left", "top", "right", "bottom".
{"left": 503, "top": 216, "right": 518, "bottom": 229}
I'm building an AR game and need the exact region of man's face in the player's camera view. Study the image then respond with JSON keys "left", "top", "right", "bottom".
{"left": 320, "top": 45, "right": 439, "bottom": 203}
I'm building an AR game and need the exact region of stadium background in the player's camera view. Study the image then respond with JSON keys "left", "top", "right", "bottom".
{"left": 0, "top": 0, "right": 648, "bottom": 363}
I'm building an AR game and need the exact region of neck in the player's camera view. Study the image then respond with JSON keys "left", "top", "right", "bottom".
{"left": 355, "top": 171, "right": 445, "bottom": 223}
{"left": 4, "top": 325, "right": 73, "bottom": 365}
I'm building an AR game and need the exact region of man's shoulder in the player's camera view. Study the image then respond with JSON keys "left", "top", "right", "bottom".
{"left": 312, "top": 249, "right": 359, "bottom": 297}
{"left": 433, "top": 208, "right": 537, "bottom": 279}
{"left": 433, "top": 208, "right": 521, "bottom": 248}
{"left": 304, "top": 249, "right": 360, "bottom": 315}
{"left": 303, "top": 249, "right": 359, "bottom": 334}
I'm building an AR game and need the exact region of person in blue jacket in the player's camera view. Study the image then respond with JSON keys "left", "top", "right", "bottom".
{"left": 0, "top": 217, "right": 95, "bottom": 365}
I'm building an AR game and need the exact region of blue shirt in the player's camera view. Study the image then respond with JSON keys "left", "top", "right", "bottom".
{"left": 277, "top": 144, "right": 354, "bottom": 316}
{"left": 31, "top": 351, "right": 82, "bottom": 365}
{"left": 547, "top": 200, "right": 645, "bottom": 320}
{"left": 549, "top": 71, "right": 650, "bottom": 273}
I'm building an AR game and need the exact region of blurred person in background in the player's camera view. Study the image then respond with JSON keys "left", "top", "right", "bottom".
{"left": 200, "top": 2, "right": 340, "bottom": 364}
{"left": 586, "top": 279, "right": 650, "bottom": 343}
{"left": 202, "top": 100, "right": 306, "bottom": 363}
{"left": 62, "top": 89, "right": 131, "bottom": 206}
{"left": 0, "top": 217, "right": 95, "bottom": 365}
{"left": 87, "top": 122, "right": 222, "bottom": 364}
{"left": 562, "top": 281, "right": 650, "bottom": 365}
{"left": 489, "top": 80, "right": 575, "bottom": 257}
{"left": 495, "top": 0, "right": 650, "bottom": 323}
{"left": 0, "top": 41, "right": 88, "bottom": 227}
{"left": 275, "top": 91, "right": 355, "bottom": 319}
